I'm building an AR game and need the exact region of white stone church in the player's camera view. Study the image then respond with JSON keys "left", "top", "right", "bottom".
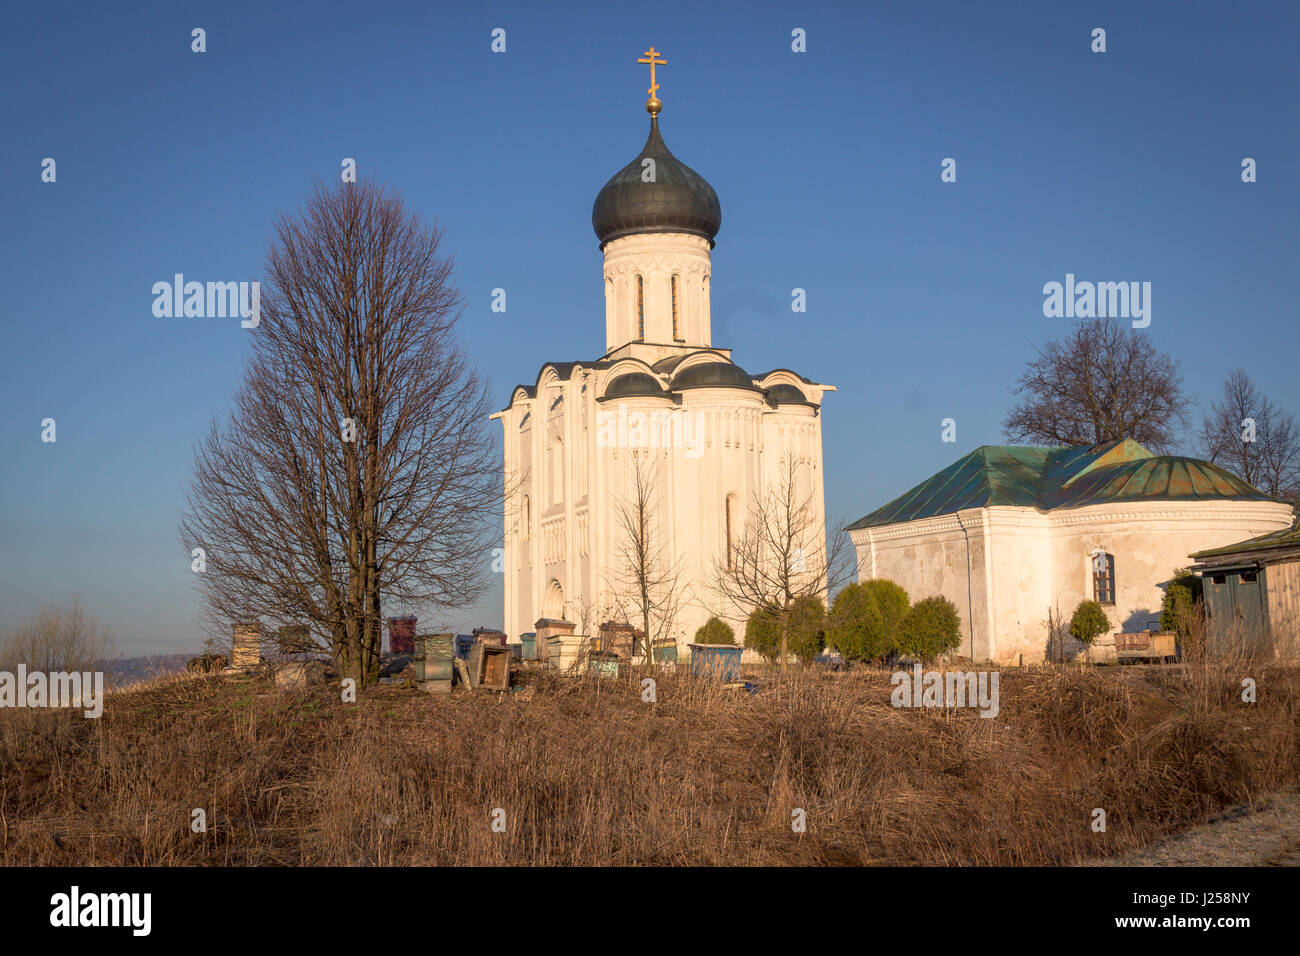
{"left": 494, "top": 62, "right": 831, "bottom": 650}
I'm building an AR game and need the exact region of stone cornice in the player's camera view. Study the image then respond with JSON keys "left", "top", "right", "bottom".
{"left": 1046, "top": 502, "right": 1292, "bottom": 528}
{"left": 602, "top": 233, "right": 711, "bottom": 259}
{"left": 851, "top": 500, "right": 1293, "bottom": 544}
{"left": 850, "top": 510, "right": 983, "bottom": 543}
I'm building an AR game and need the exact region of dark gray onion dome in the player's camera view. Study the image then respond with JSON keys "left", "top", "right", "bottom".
{"left": 671, "top": 361, "right": 757, "bottom": 391}
{"left": 592, "top": 117, "right": 721, "bottom": 247}
{"left": 766, "top": 384, "right": 816, "bottom": 406}
{"left": 600, "top": 371, "right": 669, "bottom": 401}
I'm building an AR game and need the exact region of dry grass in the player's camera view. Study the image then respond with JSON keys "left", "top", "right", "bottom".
{"left": 0, "top": 656, "right": 1296, "bottom": 866}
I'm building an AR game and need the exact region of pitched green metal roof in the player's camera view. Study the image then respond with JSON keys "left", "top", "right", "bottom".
{"left": 849, "top": 440, "right": 1275, "bottom": 530}
{"left": 1191, "top": 521, "right": 1300, "bottom": 560}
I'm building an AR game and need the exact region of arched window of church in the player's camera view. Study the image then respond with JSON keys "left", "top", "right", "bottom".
{"left": 671, "top": 274, "right": 680, "bottom": 340}
{"left": 636, "top": 274, "right": 645, "bottom": 340}
{"left": 1091, "top": 551, "right": 1115, "bottom": 605}
{"left": 725, "top": 494, "right": 736, "bottom": 570}
{"left": 521, "top": 495, "right": 530, "bottom": 541}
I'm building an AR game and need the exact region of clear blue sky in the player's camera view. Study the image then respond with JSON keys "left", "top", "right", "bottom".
{"left": 2, "top": 0, "right": 1297, "bottom": 654}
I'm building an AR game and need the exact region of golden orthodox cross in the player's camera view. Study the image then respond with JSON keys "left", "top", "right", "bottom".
{"left": 637, "top": 46, "right": 666, "bottom": 99}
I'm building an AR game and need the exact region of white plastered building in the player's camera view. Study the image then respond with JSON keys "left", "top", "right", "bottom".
{"left": 848, "top": 441, "right": 1293, "bottom": 663}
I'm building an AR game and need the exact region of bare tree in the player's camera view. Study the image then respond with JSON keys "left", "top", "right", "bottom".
{"left": 711, "top": 453, "right": 853, "bottom": 670}
{"left": 0, "top": 597, "right": 114, "bottom": 674}
{"left": 604, "top": 451, "right": 685, "bottom": 668}
{"left": 1003, "top": 317, "right": 1192, "bottom": 452}
{"left": 1199, "top": 369, "right": 1300, "bottom": 505}
{"left": 569, "top": 594, "right": 617, "bottom": 653}
{"left": 1044, "top": 605, "right": 1069, "bottom": 665}
{"left": 179, "top": 180, "right": 500, "bottom": 686}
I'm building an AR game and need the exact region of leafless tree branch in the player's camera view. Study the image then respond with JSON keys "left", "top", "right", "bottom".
{"left": 1003, "top": 317, "right": 1192, "bottom": 453}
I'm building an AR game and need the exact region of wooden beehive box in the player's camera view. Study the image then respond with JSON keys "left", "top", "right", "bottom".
{"left": 414, "top": 633, "right": 454, "bottom": 661}
{"left": 545, "top": 634, "right": 588, "bottom": 674}
{"left": 596, "top": 622, "right": 641, "bottom": 660}
{"left": 278, "top": 624, "right": 314, "bottom": 655}
{"left": 533, "top": 618, "right": 575, "bottom": 662}
{"left": 387, "top": 617, "right": 417, "bottom": 655}
{"left": 232, "top": 622, "right": 261, "bottom": 667}
{"left": 415, "top": 658, "right": 455, "bottom": 682}
{"left": 470, "top": 643, "right": 511, "bottom": 691}
{"left": 472, "top": 627, "right": 506, "bottom": 647}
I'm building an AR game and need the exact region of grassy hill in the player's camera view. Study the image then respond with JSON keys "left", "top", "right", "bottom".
{"left": 0, "top": 661, "right": 1296, "bottom": 865}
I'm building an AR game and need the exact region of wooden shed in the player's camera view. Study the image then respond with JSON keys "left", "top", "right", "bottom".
{"left": 1190, "top": 522, "right": 1300, "bottom": 659}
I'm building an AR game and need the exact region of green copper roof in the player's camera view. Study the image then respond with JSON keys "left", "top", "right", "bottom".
{"left": 848, "top": 440, "right": 1276, "bottom": 530}
{"left": 1191, "top": 522, "right": 1300, "bottom": 560}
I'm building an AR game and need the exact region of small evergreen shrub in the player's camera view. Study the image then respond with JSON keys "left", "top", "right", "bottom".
{"left": 744, "top": 597, "right": 825, "bottom": 663}
{"left": 1069, "top": 600, "right": 1111, "bottom": 645}
{"left": 694, "top": 616, "right": 736, "bottom": 645}
{"left": 898, "top": 596, "right": 962, "bottom": 662}
{"left": 1160, "top": 569, "right": 1202, "bottom": 640}
{"left": 827, "top": 579, "right": 910, "bottom": 662}
{"left": 862, "top": 579, "right": 910, "bottom": 638}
